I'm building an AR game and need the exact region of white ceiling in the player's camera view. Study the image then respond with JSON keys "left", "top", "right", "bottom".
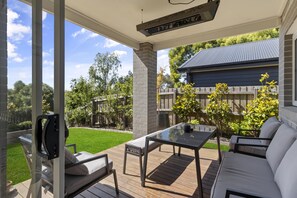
{"left": 26, "top": 0, "right": 288, "bottom": 50}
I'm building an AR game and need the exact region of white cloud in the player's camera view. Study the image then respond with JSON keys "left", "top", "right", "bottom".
{"left": 72, "top": 28, "right": 98, "bottom": 40}
{"left": 43, "top": 60, "right": 54, "bottom": 67}
{"left": 157, "top": 49, "right": 170, "bottom": 73}
{"left": 75, "top": 63, "right": 89, "bottom": 69}
{"left": 42, "top": 11, "right": 47, "bottom": 21}
{"left": 104, "top": 38, "right": 120, "bottom": 48}
{"left": 113, "top": 50, "right": 127, "bottom": 58}
{"left": 8, "top": 41, "right": 24, "bottom": 63}
{"left": 27, "top": 40, "right": 32, "bottom": 46}
{"left": 7, "top": 9, "right": 30, "bottom": 41}
{"left": 43, "top": 51, "right": 50, "bottom": 57}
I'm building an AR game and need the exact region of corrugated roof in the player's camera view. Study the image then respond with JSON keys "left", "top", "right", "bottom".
{"left": 179, "top": 38, "right": 279, "bottom": 70}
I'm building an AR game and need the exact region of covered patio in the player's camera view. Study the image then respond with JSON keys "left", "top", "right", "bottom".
{"left": 1, "top": 0, "right": 297, "bottom": 197}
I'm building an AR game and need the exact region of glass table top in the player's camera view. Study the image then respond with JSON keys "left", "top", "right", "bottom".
{"left": 147, "top": 123, "right": 217, "bottom": 149}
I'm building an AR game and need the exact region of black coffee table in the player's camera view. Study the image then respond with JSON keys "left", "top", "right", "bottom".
{"left": 141, "top": 123, "right": 221, "bottom": 198}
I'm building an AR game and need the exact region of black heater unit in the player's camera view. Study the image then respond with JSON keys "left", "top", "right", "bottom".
{"left": 137, "top": 0, "right": 220, "bottom": 36}
{"left": 36, "top": 114, "right": 60, "bottom": 160}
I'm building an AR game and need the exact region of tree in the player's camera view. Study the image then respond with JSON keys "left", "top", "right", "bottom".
{"left": 89, "top": 52, "right": 121, "bottom": 95}
{"left": 105, "top": 71, "right": 133, "bottom": 129}
{"left": 242, "top": 73, "right": 279, "bottom": 130}
{"left": 205, "top": 83, "right": 232, "bottom": 135}
{"left": 172, "top": 84, "right": 201, "bottom": 122}
{"left": 169, "top": 45, "right": 194, "bottom": 87}
{"left": 7, "top": 81, "right": 54, "bottom": 131}
{"left": 66, "top": 77, "right": 96, "bottom": 126}
{"left": 169, "top": 28, "right": 279, "bottom": 87}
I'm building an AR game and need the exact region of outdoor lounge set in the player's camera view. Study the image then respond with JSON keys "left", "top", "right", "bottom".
{"left": 18, "top": 117, "right": 297, "bottom": 198}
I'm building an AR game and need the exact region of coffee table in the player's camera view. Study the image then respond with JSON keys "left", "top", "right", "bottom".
{"left": 141, "top": 123, "right": 221, "bottom": 198}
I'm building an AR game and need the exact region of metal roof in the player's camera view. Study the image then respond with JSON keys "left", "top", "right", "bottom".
{"left": 179, "top": 38, "right": 279, "bottom": 71}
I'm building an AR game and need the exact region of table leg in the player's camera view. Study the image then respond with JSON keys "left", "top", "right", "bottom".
{"left": 194, "top": 149, "right": 203, "bottom": 198}
{"left": 141, "top": 137, "right": 149, "bottom": 187}
{"left": 216, "top": 130, "right": 222, "bottom": 163}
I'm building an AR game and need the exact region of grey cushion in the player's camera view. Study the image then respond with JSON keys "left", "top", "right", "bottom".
{"left": 65, "top": 158, "right": 113, "bottom": 195}
{"left": 266, "top": 124, "right": 297, "bottom": 173}
{"left": 229, "top": 135, "right": 267, "bottom": 156}
{"left": 275, "top": 140, "right": 297, "bottom": 198}
{"left": 65, "top": 148, "right": 78, "bottom": 165}
{"left": 126, "top": 130, "right": 162, "bottom": 155}
{"left": 211, "top": 152, "right": 281, "bottom": 198}
{"left": 259, "top": 117, "right": 281, "bottom": 139}
{"left": 42, "top": 153, "right": 113, "bottom": 195}
{"left": 66, "top": 151, "right": 111, "bottom": 176}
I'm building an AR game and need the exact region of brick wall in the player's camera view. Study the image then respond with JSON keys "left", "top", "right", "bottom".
{"left": 133, "top": 43, "right": 157, "bottom": 138}
{"left": 0, "top": 0, "right": 7, "bottom": 196}
{"left": 279, "top": 0, "right": 297, "bottom": 129}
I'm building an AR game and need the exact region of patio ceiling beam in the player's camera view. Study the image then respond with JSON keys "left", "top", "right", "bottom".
{"left": 20, "top": 0, "right": 140, "bottom": 50}
{"left": 31, "top": 0, "right": 43, "bottom": 197}
{"left": 154, "top": 16, "right": 281, "bottom": 50}
{"left": 53, "top": 0, "right": 65, "bottom": 197}
{"left": 0, "top": 0, "right": 7, "bottom": 197}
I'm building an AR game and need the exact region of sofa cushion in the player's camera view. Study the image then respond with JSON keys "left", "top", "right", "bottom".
{"left": 211, "top": 152, "right": 281, "bottom": 198}
{"left": 275, "top": 140, "right": 297, "bottom": 198}
{"left": 65, "top": 151, "right": 112, "bottom": 176}
{"left": 259, "top": 117, "right": 281, "bottom": 139}
{"left": 266, "top": 124, "right": 297, "bottom": 173}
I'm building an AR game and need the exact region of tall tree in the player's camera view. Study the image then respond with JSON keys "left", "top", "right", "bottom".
{"left": 65, "top": 77, "right": 96, "bottom": 126}
{"left": 89, "top": 52, "right": 121, "bottom": 95}
{"left": 169, "top": 28, "right": 279, "bottom": 87}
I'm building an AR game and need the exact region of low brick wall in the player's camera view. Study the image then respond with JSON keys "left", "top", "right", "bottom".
{"left": 7, "top": 130, "right": 31, "bottom": 144}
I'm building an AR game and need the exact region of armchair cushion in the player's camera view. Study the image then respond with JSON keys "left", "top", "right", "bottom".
{"left": 266, "top": 124, "right": 297, "bottom": 173}
{"left": 275, "top": 140, "right": 297, "bottom": 198}
{"left": 65, "top": 148, "right": 78, "bottom": 165}
{"left": 65, "top": 151, "right": 111, "bottom": 176}
{"left": 259, "top": 117, "right": 281, "bottom": 139}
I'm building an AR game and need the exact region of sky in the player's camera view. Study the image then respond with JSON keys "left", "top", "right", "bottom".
{"left": 7, "top": 0, "right": 170, "bottom": 90}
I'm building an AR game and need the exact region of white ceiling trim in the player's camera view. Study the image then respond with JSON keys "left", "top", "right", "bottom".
{"left": 21, "top": 0, "right": 140, "bottom": 49}
{"left": 154, "top": 16, "right": 281, "bottom": 50}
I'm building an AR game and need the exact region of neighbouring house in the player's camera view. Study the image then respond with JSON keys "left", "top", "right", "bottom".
{"left": 178, "top": 38, "right": 279, "bottom": 87}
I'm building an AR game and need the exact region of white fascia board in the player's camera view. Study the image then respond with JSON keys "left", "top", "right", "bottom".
{"left": 154, "top": 16, "right": 281, "bottom": 51}
{"left": 21, "top": 0, "right": 140, "bottom": 50}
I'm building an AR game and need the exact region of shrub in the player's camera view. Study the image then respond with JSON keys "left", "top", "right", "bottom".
{"left": 172, "top": 84, "right": 201, "bottom": 122}
{"left": 242, "top": 73, "right": 278, "bottom": 130}
{"left": 206, "top": 83, "right": 232, "bottom": 135}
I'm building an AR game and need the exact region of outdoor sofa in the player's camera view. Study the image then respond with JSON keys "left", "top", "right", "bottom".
{"left": 229, "top": 117, "right": 281, "bottom": 157}
{"left": 211, "top": 123, "right": 297, "bottom": 198}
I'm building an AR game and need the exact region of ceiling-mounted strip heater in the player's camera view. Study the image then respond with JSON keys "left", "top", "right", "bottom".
{"left": 137, "top": 0, "right": 220, "bottom": 37}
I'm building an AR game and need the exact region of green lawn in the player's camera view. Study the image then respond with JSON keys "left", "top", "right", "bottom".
{"left": 7, "top": 128, "right": 229, "bottom": 184}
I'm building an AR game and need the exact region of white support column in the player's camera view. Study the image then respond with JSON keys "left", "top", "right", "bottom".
{"left": 0, "top": 0, "right": 7, "bottom": 197}
{"left": 31, "top": 0, "right": 43, "bottom": 197}
{"left": 133, "top": 43, "right": 157, "bottom": 138}
{"left": 53, "top": 0, "right": 65, "bottom": 197}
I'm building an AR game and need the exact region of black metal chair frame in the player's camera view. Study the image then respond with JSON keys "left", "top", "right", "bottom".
{"left": 233, "top": 136, "right": 272, "bottom": 158}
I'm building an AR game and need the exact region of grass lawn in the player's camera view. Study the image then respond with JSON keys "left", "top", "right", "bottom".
{"left": 7, "top": 128, "right": 229, "bottom": 184}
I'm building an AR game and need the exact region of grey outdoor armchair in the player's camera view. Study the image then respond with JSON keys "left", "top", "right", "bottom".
{"left": 19, "top": 134, "right": 119, "bottom": 198}
{"left": 229, "top": 117, "right": 281, "bottom": 157}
